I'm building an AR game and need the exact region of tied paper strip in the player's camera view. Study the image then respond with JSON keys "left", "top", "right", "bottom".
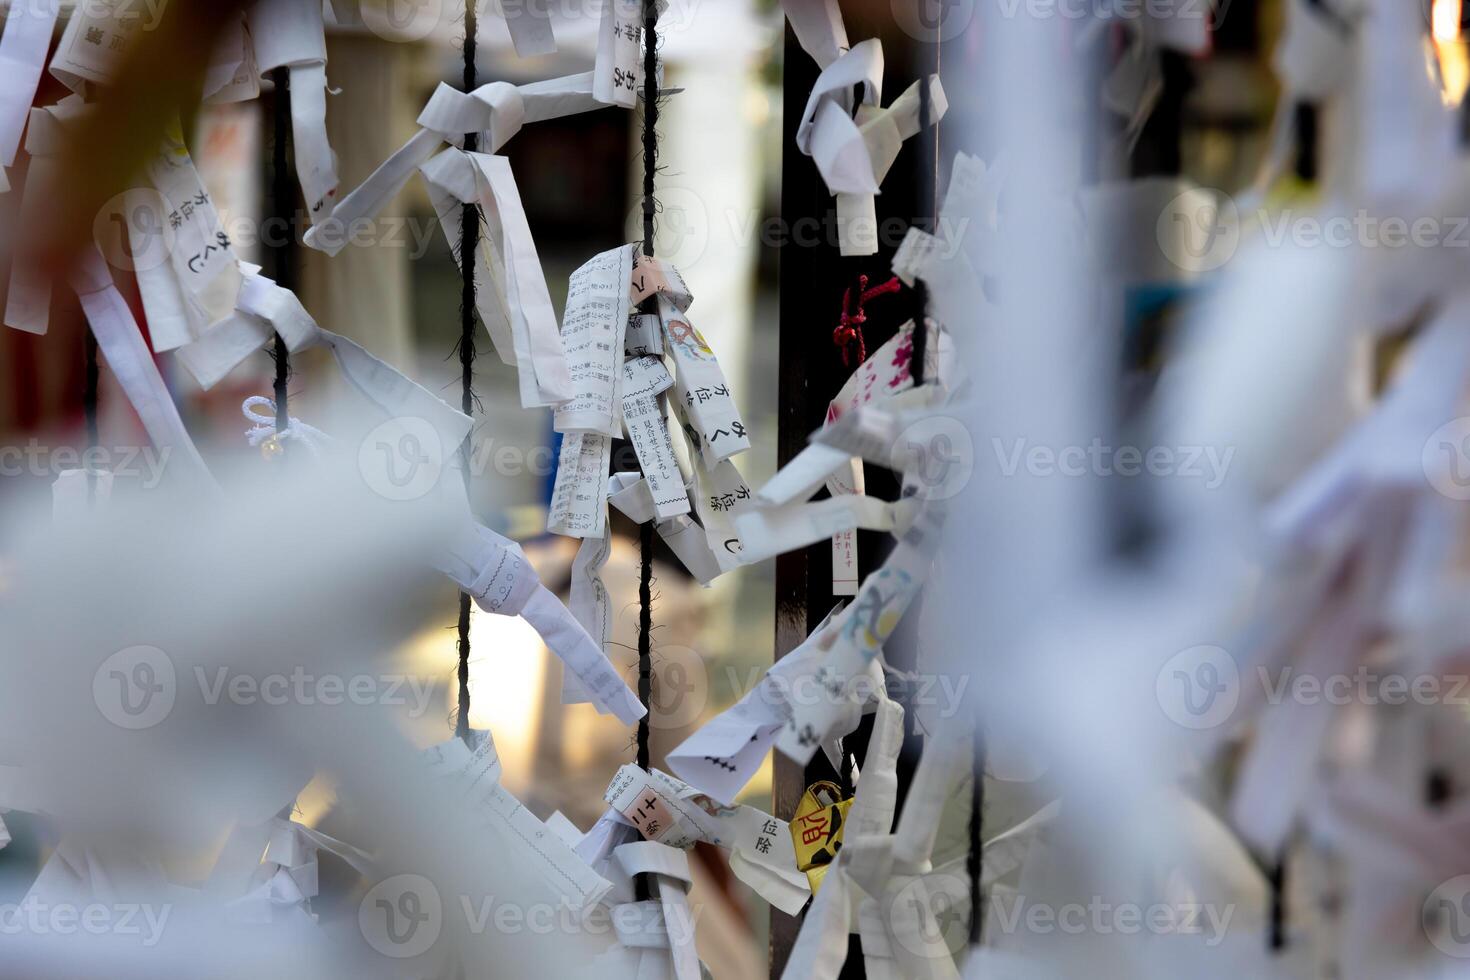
{"left": 555, "top": 244, "right": 636, "bottom": 436}
{"left": 0, "top": 0, "right": 60, "bottom": 190}
{"left": 303, "top": 72, "right": 619, "bottom": 403}
{"left": 821, "top": 320, "right": 935, "bottom": 594}
{"left": 795, "top": 40, "right": 950, "bottom": 256}
{"left": 779, "top": 694, "right": 912, "bottom": 980}
{"left": 174, "top": 267, "right": 320, "bottom": 390}
{"left": 421, "top": 150, "right": 573, "bottom": 409}
{"left": 779, "top": 0, "right": 850, "bottom": 69}
{"left": 637, "top": 256, "right": 752, "bottom": 466}
{"left": 70, "top": 246, "right": 219, "bottom": 493}
{"left": 304, "top": 70, "right": 611, "bottom": 257}
{"left": 772, "top": 505, "right": 945, "bottom": 766}
{"left": 601, "top": 764, "right": 811, "bottom": 916}
{"left": 5, "top": 97, "right": 86, "bottom": 334}
{"left": 424, "top": 730, "right": 614, "bottom": 914}
{"left": 667, "top": 605, "right": 845, "bottom": 804}
{"left": 547, "top": 246, "right": 635, "bottom": 540}
{"left": 670, "top": 397, "right": 754, "bottom": 576}
{"left": 788, "top": 722, "right": 969, "bottom": 980}
{"left": 203, "top": 15, "right": 260, "bottom": 105}
{"left": 503, "top": 0, "right": 557, "bottom": 57}
{"left": 594, "top": 0, "right": 649, "bottom": 108}
{"left": 611, "top": 842, "right": 703, "bottom": 980}
{"left": 621, "top": 355, "right": 691, "bottom": 520}
{"left": 246, "top": 0, "right": 339, "bottom": 223}
{"left": 138, "top": 122, "right": 246, "bottom": 349}
{"left": 310, "top": 324, "right": 643, "bottom": 726}
{"left": 47, "top": 0, "right": 147, "bottom": 92}
{"left": 609, "top": 473, "right": 722, "bottom": 585}
{"left": 207, "top": 815, "right": 376, "bottom": 925}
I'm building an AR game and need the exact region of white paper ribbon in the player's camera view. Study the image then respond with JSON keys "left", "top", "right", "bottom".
{"left": 600, "top": 764, "right": 811, "bottom": 916}
{"left": 0, "top": 0, "right": 60, "bottom": 182}
{"left": 246, "top": 0, "right": 339, "bottom": 222}
{"left": 796, "top": 40, "right": 949, "bottom": 255}
{"left": 612, "top": 841, "right": 703, "bottom": 980}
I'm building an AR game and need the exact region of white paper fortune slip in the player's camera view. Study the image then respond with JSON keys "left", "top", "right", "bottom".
{"left": 823, "top": 321, "right": 924, "bottom": 594}
{"left": 594, "top": 0, "right": 646, "bottom": 108}
{"left": 246, "top": 0, "right": 339, "bottom": 223}
{"left": 48, "top": 0, "right": 145, "bottom": 92}
{"left": 772, "top": 505, "right": 945, "bottom": 765}
{"left": 602, "top": 764, "right": 811, "bottom": 916}
{"left": 555, "top": 244, "right": 636, "bottom": 436}
{"left": 667, "top": 606, "right": 842, "bottom": 803}
{"left": 420, "top": 150, "right": 573, "bottom": 409}
{"left": 424, "top": 731, "right": 612, "bottom": 914}
{"left": 549, "top": 433, "right": 613, "bottom": 539}
{"left": 142, "top": 123, "right": 245, "bottom": 345}
{"left": 621, "top": 355, "right": 690, "bottom": 520}
{"left": 779, "top": 0, "right": 850, "bottom": 69}
{"left": 0, "top": 0, "right": 60, "bottom": 184}
{"left": 668, "top": 397, "right": 754, "bottom": 576}
{"left": 608, "top": 473, "right": 723, "bottom": 585}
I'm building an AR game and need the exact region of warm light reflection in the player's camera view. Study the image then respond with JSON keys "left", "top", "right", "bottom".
{"left": 1434, "top": 0, "right": 1469, "bottom": 104}
{"left": 462, "top": 605, "right": 547, "bottom": 792}
{"left": 1435, "top": 0, "right": 1462, "bottom": 42}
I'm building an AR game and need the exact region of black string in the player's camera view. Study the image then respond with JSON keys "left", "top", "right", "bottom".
{"left": 1268, "top": 855, "right": 1287, "bottom": 952}
{"left": 83, "top": 330, "right": 99, "bottom": 500}
{"left": 632, "top": 0, "right": 660, "bottom": 906}
{"left": 636, "top": 0, "right": 658, "bottom": 769}
{"left": 968, "top": 724, "right": 985, "bottom": 946}
{"left": 269, "top": 66, "right": 294, "bottom": 433}
{"left": 455, "top": 0, "right": 481, "bottom": 744}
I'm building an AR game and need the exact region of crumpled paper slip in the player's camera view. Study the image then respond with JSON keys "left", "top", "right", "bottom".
{"left": 423, "top": 730, "right": 614, "bottom": 915}
{"left": 665, "top": 605, "right": 843, "bottom": 804}
{"left": 303, "top": 72, "right": 619, "bottom": 407}
{"left": 780, "top": 696, "right": 932, "bottom": 980}
{"left": 207, "top": 815, "right": 376, "bottom": 925}
{"left": 794, "top": 39, "right": 948, "bottom": 255}
{"left": 598, "top": 764, "right": 810, "bottom": 916}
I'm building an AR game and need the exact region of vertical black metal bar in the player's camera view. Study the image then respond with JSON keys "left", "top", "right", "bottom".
{"left": 269, "top": 66, "right": 295, "bottom": 433}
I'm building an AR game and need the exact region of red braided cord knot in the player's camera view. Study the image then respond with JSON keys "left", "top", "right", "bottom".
{"left": 834, "top": 274, "right": 904, "bottom": 368}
